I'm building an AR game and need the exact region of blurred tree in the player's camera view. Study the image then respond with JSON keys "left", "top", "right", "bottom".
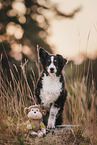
{"left": 0, "top": 0, "right": 52, "bottom": 63}
{"left": 0, "top": 0, "right": 81, "bottom": 61}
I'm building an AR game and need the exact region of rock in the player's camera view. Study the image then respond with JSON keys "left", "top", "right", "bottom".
{"left": 46, "top": 125, "right": 79, "bottom": 136}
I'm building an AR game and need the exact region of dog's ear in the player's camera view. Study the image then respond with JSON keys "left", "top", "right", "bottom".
{"left": 56, "top": 54, "right": 67, "bottom": 75}
{"left": 39, "top": 48, "right": 49, "bottom": 63}
{"left": 56, "top": 54, "right": 67, "bottom": 66}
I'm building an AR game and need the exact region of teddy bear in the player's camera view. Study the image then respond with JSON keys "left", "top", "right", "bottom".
{"left": 24, "top": 105, "right": 46, "bottom": 137}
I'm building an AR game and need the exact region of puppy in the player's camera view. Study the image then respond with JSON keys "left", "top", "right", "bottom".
{"left": 35, "top": 48, "right": 67, "bottom": 129}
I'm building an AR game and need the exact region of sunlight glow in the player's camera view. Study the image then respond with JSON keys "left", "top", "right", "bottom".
{"left": 7, "top": 9, "right": 17, "bottom": 17}
{"left": 9, "top": 43, "right": 34, "bottom": 61}
{"left": 10, "top": 43, "right": 22, "bottom": 61}
{"left": 7, "top": 0, "right": 27, "bottom": 24}
{"left": 0, "top": 2, "right": 2, "bottom": 9}
{"left": 39, "top": 31, "right": 46, "bottom": 39}
{"left": 6, "top": 22, "right": 24, "bottom": 39}
{"left": 11, "top": 43, "right": 22, "bottom": 53}
{"left": 18, "top": 15, "right": 26, "bottom": 24}
{"left": 22, "top": 45, "right": 32, "bottom": 56}
{"left": 12, "top": 0, "right": 26, "bottom": 16}
{"left": 49, "top": 0, "right": 97, "bottom": 64}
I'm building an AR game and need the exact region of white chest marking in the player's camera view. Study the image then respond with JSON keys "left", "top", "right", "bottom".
{"left": 40, "top": 74, "right": 62, "bottom": 107}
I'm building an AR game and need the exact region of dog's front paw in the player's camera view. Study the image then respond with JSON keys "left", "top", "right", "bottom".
{"left": 47, "top": 120, "right": 55, "bottom": 129}
{"left": 47, "top": 125, "right": 55, "bottom": 129}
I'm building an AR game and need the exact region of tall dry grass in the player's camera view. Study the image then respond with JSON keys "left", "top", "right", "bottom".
{"left": 0, "top": 50, "right": 41, "bottom": 144}
{"left": 63, "top": 61, "right": 97, "bottom": 144}
{"left": 0, "top": 49, "right": 97, "bottom": 144}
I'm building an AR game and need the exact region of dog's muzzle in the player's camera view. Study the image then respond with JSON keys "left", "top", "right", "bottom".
{"left": 48, "top": 67, "right": 57, "bottom": 74}
{"left": 50, "top": 68, "right": 55, "bottom": 73}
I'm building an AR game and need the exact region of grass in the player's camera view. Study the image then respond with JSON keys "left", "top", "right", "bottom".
{"left": 0, "top": 53, "right": 97, "bottom": 144}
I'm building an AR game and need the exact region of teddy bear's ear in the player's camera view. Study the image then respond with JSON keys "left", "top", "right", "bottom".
{"left": 24, "top": 107, "right": 28, "bottom": 114}
{"left": 42, "top": 109, "right": 46, "bottom": 116}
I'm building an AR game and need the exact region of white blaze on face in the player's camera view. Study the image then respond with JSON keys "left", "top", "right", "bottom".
{"left": 47, "top": 56, "right": 57, "bottom": 74}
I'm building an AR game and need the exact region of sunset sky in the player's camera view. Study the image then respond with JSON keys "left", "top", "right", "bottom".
{"left": 48, "top": 0, "right": 97, "bottom": 64}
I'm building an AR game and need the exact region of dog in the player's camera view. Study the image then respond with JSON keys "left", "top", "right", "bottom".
{"left": 35, "top": 47, "right": 67, "bottom": 129}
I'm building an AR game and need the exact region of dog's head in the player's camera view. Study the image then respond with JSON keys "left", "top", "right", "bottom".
{"left": 39, "top": 48, "right": 67, "bottom": 76}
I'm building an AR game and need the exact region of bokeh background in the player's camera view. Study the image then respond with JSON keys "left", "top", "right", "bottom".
{"left": 0, "top": 0, "right": 97, "bottom": 144}
{"left": 1, "top": 0, "right": 97, "bottom": 87}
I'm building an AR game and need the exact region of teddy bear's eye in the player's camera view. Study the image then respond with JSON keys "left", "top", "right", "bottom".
{"left": 36, "top": 109, "right": 39, "bottom": 112}
{"left": 31, "top": 109, "right": 34, "bottom": 111}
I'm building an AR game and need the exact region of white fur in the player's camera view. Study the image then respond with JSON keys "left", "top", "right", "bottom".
{"left": 47, "top": 56, "right": 57, "bottom": 74}
{"left": 40, "top": 73, "right": 62, "bottom": 107}
{"left": 47, "top": 105, "right": 60, "bottom": 128}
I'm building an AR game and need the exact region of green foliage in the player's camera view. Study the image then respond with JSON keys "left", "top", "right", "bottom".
{"left": 4, "top": 116, "right": 15, "bottom": 128}
{"left": 30, "top": 123, "right": 35, "bottom": 130}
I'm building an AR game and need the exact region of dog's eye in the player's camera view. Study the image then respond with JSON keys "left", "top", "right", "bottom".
{"left": 54, "top": 59, "right": 57, "bottom": 62}
{"left": 31, "top": 109, "right": 34, "bottom": 111}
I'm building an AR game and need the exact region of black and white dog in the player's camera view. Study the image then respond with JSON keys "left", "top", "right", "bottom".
{"left": 35, "top": 48, "right": 67, "bottom": 129}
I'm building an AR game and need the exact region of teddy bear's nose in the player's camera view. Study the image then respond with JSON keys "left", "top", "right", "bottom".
{"left": 34, "top": 112, "right": 36, "bottom": 113}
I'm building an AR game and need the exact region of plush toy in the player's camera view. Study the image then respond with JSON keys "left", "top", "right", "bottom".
{"left": 24, "top": 105, "right": 46, "bottom": 137}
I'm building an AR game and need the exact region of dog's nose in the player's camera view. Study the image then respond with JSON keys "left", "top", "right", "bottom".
{"left": 50, "top": 68, "right": 54, "bottom": 73}
{"left": 34, "top": 112, "right": 36, "bottom": 113}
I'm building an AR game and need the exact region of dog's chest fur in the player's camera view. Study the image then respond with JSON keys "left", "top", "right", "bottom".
{"left": 40, "top": 73, "right": 62, "bottom": 107}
